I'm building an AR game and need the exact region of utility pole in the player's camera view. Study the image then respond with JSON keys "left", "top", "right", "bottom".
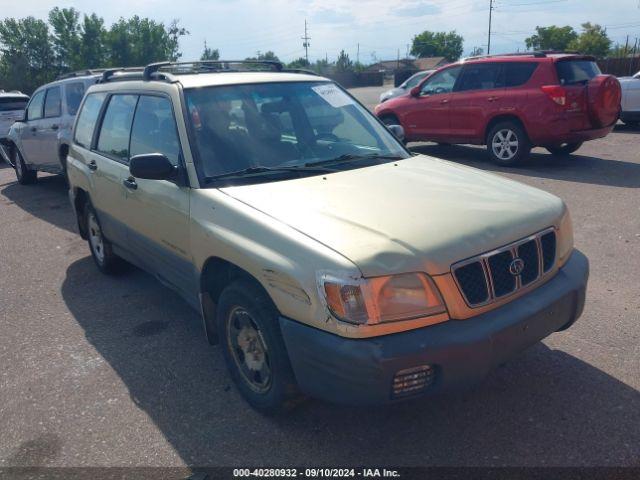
{"left": 357, "top": 43, "right": 360, "bottom": 64}
{"left": 487, "top": 0, "right": 494, "bottom": 55}
{"left": 302, "top": 19, "right": 311, "bottom": 64}
{"left": 397, "top": 48, "right": 400, "bottom": 69}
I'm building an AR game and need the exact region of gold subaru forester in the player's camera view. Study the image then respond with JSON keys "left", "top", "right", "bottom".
{"left": 67, "top": 61, "right": 589, "bottom": 413}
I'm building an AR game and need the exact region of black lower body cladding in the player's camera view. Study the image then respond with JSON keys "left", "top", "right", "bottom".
{"left": 280, "top": 250, "right": 589, "bottom": 405}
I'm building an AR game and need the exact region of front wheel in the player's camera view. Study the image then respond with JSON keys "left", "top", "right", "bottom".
{"left": 84, "top": 202, "right": 125, "bottom": 275}
{"left": 486, "top": 122, "right": 531, "bottom": 166}
{"left": 217, "top": 279, "right": 301, "bottom": 414}
{"left": 14, "top": 150, "right": 37, "bottom": 185}
{"left": 546, "top": 142, "right": 583, "bottom": 156}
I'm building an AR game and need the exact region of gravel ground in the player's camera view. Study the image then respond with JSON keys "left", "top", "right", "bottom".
{"left": 0, "top": 86, "right": 638, "bottom": 468}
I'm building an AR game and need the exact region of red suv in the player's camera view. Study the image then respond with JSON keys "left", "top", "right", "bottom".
{"left": 374, "top": 53, "right": 621, "bottom": 165}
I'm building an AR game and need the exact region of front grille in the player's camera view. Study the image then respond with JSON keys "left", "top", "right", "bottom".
{"left": 453, "top": 229, "right": 557, "bottom": 307}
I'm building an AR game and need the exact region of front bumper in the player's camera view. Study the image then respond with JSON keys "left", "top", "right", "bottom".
{"left": 280, "top": 250, "right": 589, "bottom": 405}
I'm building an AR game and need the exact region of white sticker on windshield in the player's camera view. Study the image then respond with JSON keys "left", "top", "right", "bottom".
{"left": 312, "top": 84, "right": 353, "bottom": 108}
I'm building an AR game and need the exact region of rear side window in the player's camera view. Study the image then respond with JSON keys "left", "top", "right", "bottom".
{"left": 27, "top": 90, "right": 45, "bottom": 120}
{"left": 504, "top": 63, "right": 538, "bottom": 87}
{"left": 44, "top": 87, "right": 62, "bottom": 117}
{"left": 74, "top": 92, "right": 107, "bottom": 148}
{"left": 130, "top": 96, "right": 181, "bottom": 166}
{"left": 0, "top": 97, "right": 28, "bottom": 112}
{"left": 97, "top": 94, "right": 138, "bottom": 161}
{"left": 556, "top": 60, "right": 601, "bottom": 85}
{"left": 456, "top": 63, "right": 504, "bottom": 92}
{"left": 65, "top": 83, "right": 85, "bottom": 115}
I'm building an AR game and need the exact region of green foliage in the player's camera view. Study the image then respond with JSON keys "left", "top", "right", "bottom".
{"left": 410, "top": 31, "right": 463, "bottom": 62}
{"left": 469, "top": 46, "right": 484, "bottom": 57}
{"left": 245, "top": 51, "right": 280, "bottom": 63}
{"left": 568, "top": 23, "right": 612, "bottom": 58}
{"left": 335, "top": 50, "right": 353, "bottom": 72}
{"left": 525, "top": 25, "right": 577, "bottom": 52}
{"left": 287, "top": 57, "right": 310, "bottom": 69}
{"left": 201, "top": 42, "right": 220, "bottom": 61}
{"left": 0, "top": 9, "right": 189, "bottom": 93}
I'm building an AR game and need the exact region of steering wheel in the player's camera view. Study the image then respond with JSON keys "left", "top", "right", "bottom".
{"left": 315, "top": 132, "right": 340, "bottom": 142}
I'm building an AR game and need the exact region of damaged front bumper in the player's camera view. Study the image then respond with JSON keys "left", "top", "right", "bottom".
{"left": 279, "top": 249, "right": 589, "bottom": 405}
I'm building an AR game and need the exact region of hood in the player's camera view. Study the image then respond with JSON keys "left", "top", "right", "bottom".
{"left": 221, "top": 155, "right": 565, "bottom": 276}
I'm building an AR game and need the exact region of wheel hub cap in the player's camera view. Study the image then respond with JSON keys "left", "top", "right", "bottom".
{"left": 492, "top": 129, "right": 518, "bottom": 160}
{"left": 88, "top": 213, "right": 105, "bottom": 264}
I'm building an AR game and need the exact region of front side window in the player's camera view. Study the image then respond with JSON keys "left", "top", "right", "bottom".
{"left": 130, "top": 95, "right": 181, "bottom": 166}
{"left": 74, "top": 92, "right": 107, "bottom": 148}
{"left": 456, "top": 64, "right": 504, "bottom": 92}
{"left": 44, "top": 87, "right": 62, "bottom": 118}
{"left": 96, "top": 94, "right": 138, "bottom": 161}
{"left": 420, "top": 66, "right": 462, "bottom": 95}
{"left": 65, "top": 82, "right": 86, "bottom": 115}
{"left": 0, "top": 96, "right": 28, "bottom": 112}
{"left": 27, "top": 90, "right": 45, "bottom": 120}
{"left": 185, "top": 81, "right": 407, "bottom": 184}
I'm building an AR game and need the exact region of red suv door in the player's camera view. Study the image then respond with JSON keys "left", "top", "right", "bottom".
{"left": 448, "top": 62, "right": 506, "bottom": 142}
{"left": 403, "top": 65, "right": 462, "bottom": 140}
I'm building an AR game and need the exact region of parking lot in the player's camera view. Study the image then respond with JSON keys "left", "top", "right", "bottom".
{"left": 0, "top": 84, "right": 639, "bottom": 468}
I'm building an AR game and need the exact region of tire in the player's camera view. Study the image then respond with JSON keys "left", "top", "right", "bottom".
{"left": 546, "top": 142, "right": 583, "bottom": 156}
{"left": 217, "top": 278, "right": 301, "bottom": 414}
{"left": 380, "top": 114, "right": 400, "bottom": 126}
{"left": 486, "top": 121, "right": 531, "bottom": 166}
{"left": 622, "top": 120, "right": 639, "bottom": 127}
{"left": 14, "top": 150, "right": 37, "bottom": 185}
{"left": 83, "top": 202, "right": 125, "bottom": 275}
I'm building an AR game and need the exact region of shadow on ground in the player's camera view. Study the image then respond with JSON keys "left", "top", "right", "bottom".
{"left": 409, "top": 144, "right": 640, "bottom": 189}
{"left": 1, "top": 173, "right": 75, "bottom": 234}
{"left": 59, "top": 256, "right": 640, "bottom": 466}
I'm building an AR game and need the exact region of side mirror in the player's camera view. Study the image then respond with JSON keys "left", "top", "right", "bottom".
{"left": 129, "top": 153, "right": 176, "bottom": 180}
{"left": 387, "top": 124, "right": 405, "bottom": 142}
{"left": 410, "top": 86, "right": 421, "bottom": 97}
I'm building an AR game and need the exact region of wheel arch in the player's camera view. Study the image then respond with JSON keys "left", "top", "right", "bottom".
{"left": 72, "top": 187, "right": 90, "bottom": 240}
{"left": 199, "top": 256, "right": 277, "bottom": 345}
{"left": 484, "top": 114, "right": 529, "bottom": 145}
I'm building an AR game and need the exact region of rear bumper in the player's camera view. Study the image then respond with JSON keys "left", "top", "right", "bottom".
{"left": 534, "top": 123, "right": 615, "bottom": 146}
{"left": 280, "top": 250, "right": 588, "bottom": 405}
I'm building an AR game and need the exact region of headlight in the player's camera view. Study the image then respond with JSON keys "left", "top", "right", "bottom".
{"left": 320, "top": 272, "right": 445, "bottom": 325}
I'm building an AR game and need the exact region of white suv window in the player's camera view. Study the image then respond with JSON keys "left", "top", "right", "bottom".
{"left": 44, "top": 87, "right": 62, "bottom": 118}
{"left": 27, "top": 90, "right": 45, "bottom": 120}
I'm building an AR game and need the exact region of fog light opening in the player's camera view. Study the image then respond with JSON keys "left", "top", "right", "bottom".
{"left": 392, "top": 365, "right": 435, "bottom": 398}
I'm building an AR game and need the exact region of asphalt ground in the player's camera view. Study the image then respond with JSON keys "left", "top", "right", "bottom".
{"left": 0, "top": 86, "right": 639, "bottom": 469}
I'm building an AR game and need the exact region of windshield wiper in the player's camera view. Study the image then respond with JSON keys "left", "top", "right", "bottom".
{"left": 204, "top": 165, "right": 336, "bottom": 183}
{"left": 304, "top": 153, "right": 405, "bottom": 168}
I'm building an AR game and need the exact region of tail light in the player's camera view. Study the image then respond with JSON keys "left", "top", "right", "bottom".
{"left": 541, "top": 85, "right": 567, "bottom": 107}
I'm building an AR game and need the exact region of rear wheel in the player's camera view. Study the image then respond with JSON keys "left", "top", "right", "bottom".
{"left": 84, "top": 202, "right": 125, "bottom": 275}
{"left": 14, "top": 150, "right": 37, "bottom": 185}
{"left": 486, "top": 122, "right": 531, "bottom": 166}
{"left": 622, "top": 119, "right": 639, "bottom": 127}
{"left": 546, "top": 142, "right": 583, "bottom": 156}
{"left": 380, "top": 114, "right": 400, "bottom": 126}
{"left": 217, "top": 279, "right": 301, "bottom": 414}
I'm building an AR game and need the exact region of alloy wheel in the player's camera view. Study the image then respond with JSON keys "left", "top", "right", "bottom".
{"left": 87, "top": 211, "right": 105, "bottom": 264}
{"left": 492, "top": 129, "right": 519, "bottom": 161}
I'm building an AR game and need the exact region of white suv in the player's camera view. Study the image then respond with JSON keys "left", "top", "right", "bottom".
{"left": 5, "top": 71, "right": 102, "bottom": 184}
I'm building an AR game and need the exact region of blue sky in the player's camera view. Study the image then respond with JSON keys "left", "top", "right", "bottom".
{"left": 4, "top": 0, "right": 640, "bottom": 63}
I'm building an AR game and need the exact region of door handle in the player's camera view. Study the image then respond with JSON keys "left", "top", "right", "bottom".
{"left": 488, "top": 96, "right": 500, "bottom": 102}
{"left": 51, "top": 124, "right": 59, "bottom": 131}
{"left": 87, "top": 160, "right": 97, "bottom": 171}
{"left": 30, "top": 127, "right": 37, "bottom": 133}
{"left": 441, "top": 99, "right": 449, "bottom": 104}
{"left": 123, "top": 177, "right": 138, "bottom": 190}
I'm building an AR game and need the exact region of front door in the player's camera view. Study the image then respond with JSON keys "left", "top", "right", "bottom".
{"left": 37, "top": 86, "right": 64, "bottom": 170}
{"left": 403, "top": 65, "right": 462, "bottom": 140}
{"left": 20, "top": 89, "right": 46, "bottom": 166}
{"left": 120, "top": 94, "right": 194, "bottom": 300}
{"left": 448, "top": 63, "right": 506, "bottom": 142}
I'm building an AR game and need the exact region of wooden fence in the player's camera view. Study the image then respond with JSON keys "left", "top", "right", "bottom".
{"left": 597, "top": 57, "right": 640, "bottom": 77}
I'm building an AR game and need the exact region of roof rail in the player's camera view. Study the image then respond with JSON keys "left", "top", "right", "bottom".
{"left": 144, "top": 60, "right": 286, "bottom": 77}
{"left": 98, "top": 67, "right": 145, "bottom": 83}
{"left": 56, "top": 69, "right": 110, "bottom": 80}
{"left": 461, "top": 51, "right": 548, "bottom": 62}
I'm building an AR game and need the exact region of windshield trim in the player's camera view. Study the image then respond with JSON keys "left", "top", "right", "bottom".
{"left": 182, "top": 80, "right": 411, "bottom": 188}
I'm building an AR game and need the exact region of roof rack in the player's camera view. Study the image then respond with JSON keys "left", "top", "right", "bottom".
{"left": 56, "top": 69, "right": 111, "bottom": 80}
{"left": 99, "top": 67, "right": 146, "bottom": 83}
{"left": 461, "top": 50, "right": 586, "bottom": 62}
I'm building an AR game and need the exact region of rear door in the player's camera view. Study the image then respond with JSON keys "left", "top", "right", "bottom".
{"left": 36, "top": 86, "right": 64, "bottom": 169}
{"left": 403, "top": 65, "right": 462, "bottom": 139}
{"left": 20, "top": 89, "right": 46, "bottom": 165}
{"left": 448, "top": 62, "right": 505, "bottom": 141}
{"left": 88, "top": 93, "right": 138, "bottom": 246}
{"left": 121, "top": 94, "right": 193, "bottom": 298}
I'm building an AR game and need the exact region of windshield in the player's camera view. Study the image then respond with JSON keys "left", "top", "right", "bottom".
{"left": 403, "top": 72, "right": 429, "bottom": 89}
{"left": 0, "top": 97, "right": 28, "bottom": 112}
{"left": 184, "top": 81, "right": 408, "bottom": 185}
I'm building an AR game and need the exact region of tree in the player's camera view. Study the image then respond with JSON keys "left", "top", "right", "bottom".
{"left": 245, "top": 51, "right": 280, "bottom": 62}
{"left": 200, "top": 41, "right": 219, "bottom": 61}
{"left": 79, "top": 14, "right": 107, "bottom": 69}
{"left": 525, "top": 25, "right": 577, "bottom": 52}
{"left": 48, "top": 7, "right": 82, "bottom": 73}
{"left": 0, "top": 16, "right": 55, "bottom": 93}
{"left": 167, "top": 19, "right": 188, "bottom": 61}
{"left": 335, "top": 50, "right": 353, "bottom": 72}
{"left": 287, "top": 57, "right": 310, "bottom": 69}
{"left": 469, "top": 46, "right": 484, "bottom": 57}
{"left": 568, "top": 23, "right": 612, "bottom": 58}
{"left": 410, "top": 31, "right": 464, "bottom": 62}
